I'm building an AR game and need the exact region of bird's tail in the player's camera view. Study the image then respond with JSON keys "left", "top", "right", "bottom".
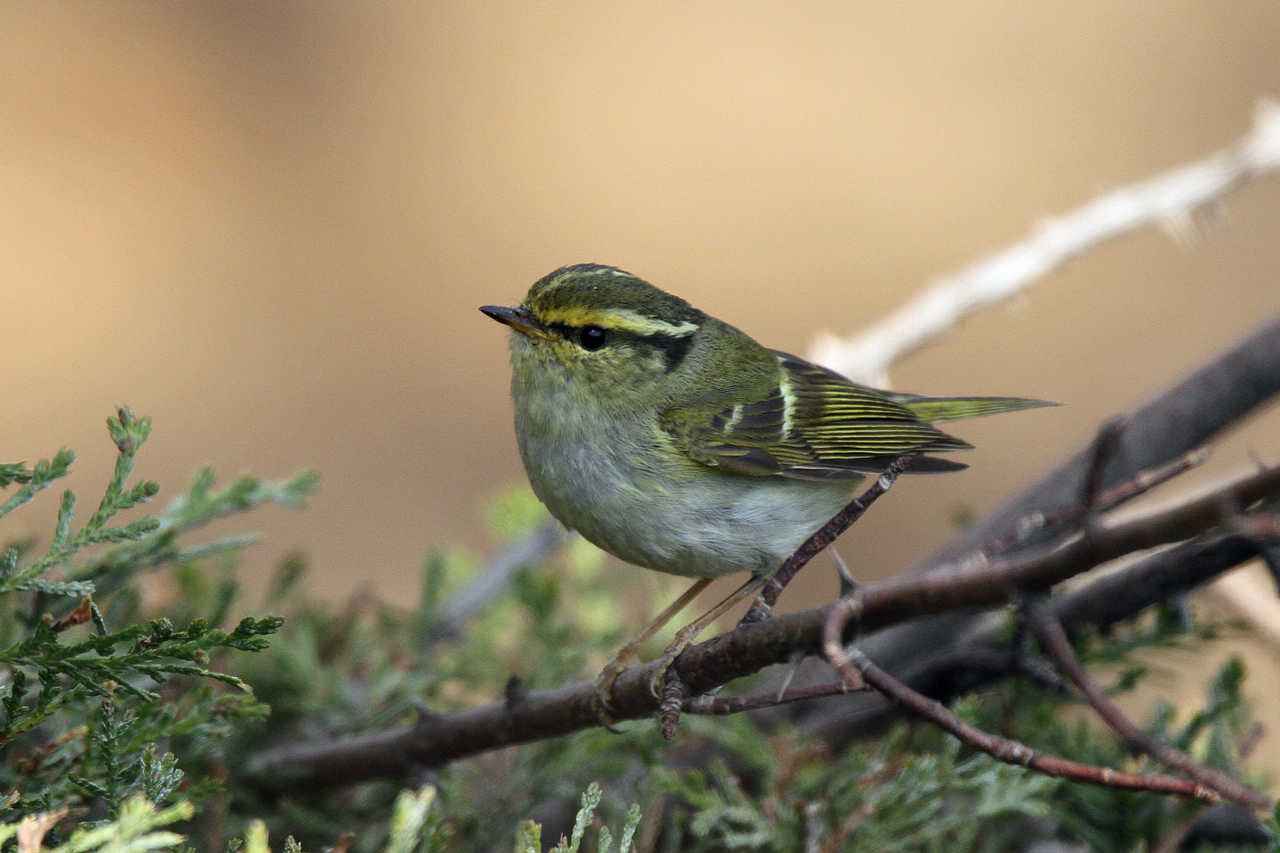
{"left": 891, "top": 393, "right": 1059, "bottom": 423}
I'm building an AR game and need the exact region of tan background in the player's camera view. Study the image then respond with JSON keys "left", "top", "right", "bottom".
{"left": 2, "top": 0, "right": 1279, "bottom": 767}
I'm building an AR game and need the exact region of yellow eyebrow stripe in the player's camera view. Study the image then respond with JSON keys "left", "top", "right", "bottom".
{"left": 538, "top": 307, "right": 699, "bottom": 337}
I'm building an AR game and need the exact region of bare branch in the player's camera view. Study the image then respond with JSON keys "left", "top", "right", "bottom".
{"left": 977, "top": 445, "right": 1209, "bottom": 560}
{"left": 1026, "top": 600, "right": 1269, "bottom": 809}
{"left": 820, "top": 606, "right": 1228, "bottom": 805}
{"left": 799, "top": 532, "right": 1265, "bottom": 749}
{"left": 809, "top": 100, "right": 1280, "bottom": 385}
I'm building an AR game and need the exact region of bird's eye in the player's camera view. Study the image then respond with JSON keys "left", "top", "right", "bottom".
{"left": 578, "top": 325, "right": 608, "bottom": 351}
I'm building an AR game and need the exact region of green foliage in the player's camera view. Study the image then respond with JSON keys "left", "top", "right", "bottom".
{"left": 5, "top": 409, "right": 1274, "bottom": 851}
{"left": 514, "top": 784, "right": 642, "bottom": 853}
{"left": 218, "top": 484, "right": 1274, "bottom": 851}
{"left": 1, "top": 408, "right": 310, "bottom": 841}
{"left": 0, "top": 796, "right": 194, "bottom": 852}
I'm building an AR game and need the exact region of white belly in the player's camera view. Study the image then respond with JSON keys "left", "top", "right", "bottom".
{"left": 514, "top": 397, "right": 859, "bottom": 578}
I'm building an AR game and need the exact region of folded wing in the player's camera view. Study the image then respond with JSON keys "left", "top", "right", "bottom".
{"left": 661, "top": 351, "right": 978, "bottom": 481}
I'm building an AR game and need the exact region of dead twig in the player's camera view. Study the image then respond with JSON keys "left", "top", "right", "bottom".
{"left": 1027, "top": 600, "right": 1270, "bottom": 809}
{"left": 821, "top": 599, "right": 1229, "bottom": 805}
{"left": 740, "top": 457, "right": 913, "bottom": 626}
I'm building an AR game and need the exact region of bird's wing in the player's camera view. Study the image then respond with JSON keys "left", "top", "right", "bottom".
{"left": 660, "top": 350, "right": 972, "bottom": 481}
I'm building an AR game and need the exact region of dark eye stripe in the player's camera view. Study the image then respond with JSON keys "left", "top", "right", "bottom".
{"left": 646, "top": 332, "right": 694, "bottom": 372}
{"left": 545, "top": 322, "right": 694, "bottom": 372}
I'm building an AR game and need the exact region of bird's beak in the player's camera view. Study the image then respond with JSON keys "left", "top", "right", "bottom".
{"left": 479, "top": 305, "right": 552, "bottom": 340}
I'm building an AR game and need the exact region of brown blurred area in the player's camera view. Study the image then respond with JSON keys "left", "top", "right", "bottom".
{"left": 3, "top": 0, "right": 1279, "bottom": 768}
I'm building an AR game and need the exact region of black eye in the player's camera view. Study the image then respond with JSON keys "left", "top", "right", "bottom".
{"left": 578, "top": 325, "right": 608, "bottom": 351}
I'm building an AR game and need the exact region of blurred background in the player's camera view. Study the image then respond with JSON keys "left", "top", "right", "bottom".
{"left": 2, "top": 0, "right": 1279, "bottom": 763}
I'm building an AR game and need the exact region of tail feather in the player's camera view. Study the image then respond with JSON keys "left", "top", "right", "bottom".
{"left": 891, "top": 394, "right": 1059, "bottom": 423}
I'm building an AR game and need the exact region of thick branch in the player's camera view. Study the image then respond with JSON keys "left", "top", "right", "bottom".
{"left": 912, "top": 316, "right": 1280, "bottom": 574}
{"left": 244, "top": 464, "right": 1280, "bottom": 791}
{"left": 856, "top": 315, "right": 1280, "bottom": 696}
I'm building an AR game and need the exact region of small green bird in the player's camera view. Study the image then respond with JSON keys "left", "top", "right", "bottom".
{"left": 482, "top": 263, "right": 1051, "bottom": 712}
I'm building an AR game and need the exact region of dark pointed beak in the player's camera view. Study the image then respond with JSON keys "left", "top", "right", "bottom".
{"left": 479, "top": 305, "right": 551, "bottom": 339}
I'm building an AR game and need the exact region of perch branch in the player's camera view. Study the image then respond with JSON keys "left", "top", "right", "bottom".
{"left": 799, "top": 532, "right": 1267, "bottom": 748}
{"left": 243, "top": 461, "right": 1280, "bottom": 792}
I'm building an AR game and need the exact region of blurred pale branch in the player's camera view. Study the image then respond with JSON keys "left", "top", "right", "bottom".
{"left": 422, "top": 520, "right": 571, "bottom": 648}
{"left": 809, "top": 99, "right": 1280, "bottom": 386}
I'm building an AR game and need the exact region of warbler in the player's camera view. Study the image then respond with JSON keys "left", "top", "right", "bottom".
{"left": 482, "top": 263, "right": 1051, "bottom": 713}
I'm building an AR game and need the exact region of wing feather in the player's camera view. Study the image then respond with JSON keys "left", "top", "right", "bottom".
{"left": 661, "top": 350, "right": 973, "bottom": 480}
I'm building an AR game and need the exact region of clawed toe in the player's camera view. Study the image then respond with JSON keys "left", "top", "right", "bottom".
{"left": 648, "top": 628, "right": 698, "bottom": 701}
{"left": 647, "top": 649, "right": 681, "bottom": 701}
{"left": 593, "top": 658, "right": 630, "bottom": 732}
{"left": 739, "top": 599, "right": 773, "bottom": 624}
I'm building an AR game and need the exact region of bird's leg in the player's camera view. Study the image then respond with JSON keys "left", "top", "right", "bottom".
{"left": 648, "top": 574, "right": 767, "bottom": 701}
{"left": 594, "top": 578, "right": 711, "bottom": 723}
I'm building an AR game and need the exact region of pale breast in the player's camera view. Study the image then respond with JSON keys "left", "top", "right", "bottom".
{"left": 513, "top": 381, "right": 859, "bottom": 578}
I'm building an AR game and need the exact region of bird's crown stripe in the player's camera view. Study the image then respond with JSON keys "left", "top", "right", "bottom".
{"left": 537, "top": 307, "right": 699, "bottom": 337}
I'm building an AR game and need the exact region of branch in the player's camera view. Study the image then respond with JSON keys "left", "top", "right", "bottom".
{"left": 820, "top": 614, "right": 1226, "bottom": 804}
{"left": 1026, "top": 601, "right": 1269, "bottom": 809}
{"left": 816, "top": 424, "right": 1270, "bottom": 810}
{"left": 422, "top": 520, "right": 570, "bottom": 645}
{"left": 856, "top": 315, "right": 1280, "bottom": 698}
{"left": 799, "top": 532, "right": 1267, "bottom": 750}
{"left": 740, "top": 458, "right": 910, "bottom": 625}
{"left": 809, "top": 100, "right": 1280, "bottom": 385}
{"left": 243, "top": 462, "right": 1280, "bottom": 791}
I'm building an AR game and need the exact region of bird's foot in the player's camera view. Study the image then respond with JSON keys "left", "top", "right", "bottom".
{"left": 738, "top": 598, "right": 773, "bottom": 625}
{"left": 647, "top": 622, "right": 703, "bottom": 702}
{"left": 592, "top": 653, "right": 634, "bottom": 732}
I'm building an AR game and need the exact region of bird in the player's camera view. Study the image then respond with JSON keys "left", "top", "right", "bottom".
{"left": 481, "top": 263, "right": 1052, "bottom": 717}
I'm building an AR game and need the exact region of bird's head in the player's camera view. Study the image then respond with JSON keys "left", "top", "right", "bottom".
{"left": 481, "top": 264, "right": 707, "bottom": 407}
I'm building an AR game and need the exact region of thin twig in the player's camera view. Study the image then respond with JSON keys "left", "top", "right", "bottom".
{"left": 980, "top": 446, "right": 1211, "bottom": 559}
{"left": 809, "top": 100, "right": 1280, "bottom": 385}
{"left": 821, "top": 600, "right": 1225, "bottom": 804}
{"left": 799, "top": 532, "right": 1264, "bottom": 749}
{"left": 1027, "top": 601, "right": 1269, "bottom": 809}
{"left": 739, "top": 457, "right": 912, "bottom": 625}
